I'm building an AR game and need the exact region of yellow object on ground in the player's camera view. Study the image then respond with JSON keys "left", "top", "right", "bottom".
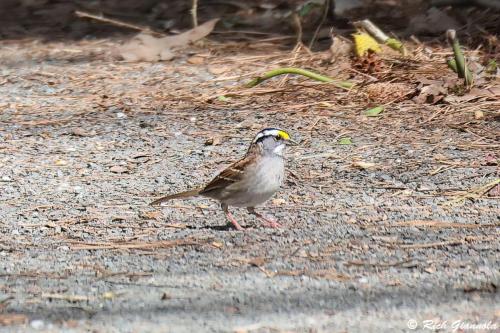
{"left": 353, "top": 32, "right": 381, "bottom": 57}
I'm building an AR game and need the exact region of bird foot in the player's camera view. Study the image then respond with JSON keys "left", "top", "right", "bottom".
{"left": 225, "top": 211, "right": 245, "bottom": 231}
{"left": 247, "top": 207, "right": 282, "bottom": 228}
{"left": 258, "top": 216, "right": 282, "bottom": 228}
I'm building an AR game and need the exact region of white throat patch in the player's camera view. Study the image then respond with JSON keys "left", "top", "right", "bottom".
{"left": 273, "top": 143, "right": 285, "bottom": 155}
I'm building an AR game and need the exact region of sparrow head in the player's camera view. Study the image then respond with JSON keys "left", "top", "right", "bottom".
{"left": 251, "top": 128, "right": 296, "bottom": 156}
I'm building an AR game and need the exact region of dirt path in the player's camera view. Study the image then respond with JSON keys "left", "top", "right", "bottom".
{"left": 0, "top": 39, "right": 498, "bottom": 332}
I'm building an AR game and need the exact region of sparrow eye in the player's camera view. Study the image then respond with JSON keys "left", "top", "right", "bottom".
{"left": 276, "top": 135, "right": 282, "bottom": 141}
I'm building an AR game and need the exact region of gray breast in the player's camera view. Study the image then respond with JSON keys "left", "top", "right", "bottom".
{"left": 222, "top": 156, "right": 285, "bottom": 207}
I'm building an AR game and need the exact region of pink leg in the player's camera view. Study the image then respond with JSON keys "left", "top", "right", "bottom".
{"left": 222, "top": 204, "right": 244, "bottom": 231}
{"left": 247, "top": 207, "right": 282, "bottom": 228}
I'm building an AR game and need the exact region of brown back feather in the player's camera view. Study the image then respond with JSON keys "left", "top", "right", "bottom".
{"left": 200, "top": 144, "right": 260, "bottom": 196}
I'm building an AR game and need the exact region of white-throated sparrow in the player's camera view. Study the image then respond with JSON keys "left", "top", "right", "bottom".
{"left": 150, "top": 128, "right": 296, "bottom": 230}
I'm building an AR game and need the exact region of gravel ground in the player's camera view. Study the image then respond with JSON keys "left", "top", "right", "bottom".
{"left": 0, "top": 39, "right": 499, "bottom": 332}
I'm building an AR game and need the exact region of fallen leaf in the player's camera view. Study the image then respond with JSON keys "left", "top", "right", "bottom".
{"left": 211, "top": 241, "right": 223, "bottom": 249}
{"left": 413, "top": 83, "right": 447, "bottom": 104}
{"left": 217, "top": 95, "right": 231, "bottom": 102}
{"left": 352, "top": 161, "right": 377, "bottom": 169}
{"left": 141, "top": 211, "right": 161, "bottom": 220}
{"left": 364, "top": 106, "right": 384, "bottom": 117}
{"left": 102, "top": 292, "right": 115, "bottom": 300}
{"left": 445, "top": 87, "right": 500, "bottom": 103}
{"left": 55, "top": 159, "right": 68, "bottom": 166}
{"left": 318, "top": 101, "right": 333, "bottom": 107}
{"left": 338, "top": 137, "right": 353, "bottom": 145}
{"left": 475, "top": 110, "right": 484, "bottom": 120}
{"left": 109, "top": 165, "right": 128, "bottom": 173}
{"left": 118, "top": 18, "right": 219, "bottom": 62}
{"left": 271, "top": 198, "right": 286, "bottom": 205}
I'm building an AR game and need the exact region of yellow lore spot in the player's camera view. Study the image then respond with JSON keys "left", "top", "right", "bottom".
{"left": 277, "top": 130, "right": 290, "bottom": 140}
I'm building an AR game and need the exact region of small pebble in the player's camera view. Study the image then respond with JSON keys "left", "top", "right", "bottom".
{"left": 358, "top": 277, "right": 369, "bottom": 284}
{"left": 30, "top": 320, "right": 44, "bottom": 330}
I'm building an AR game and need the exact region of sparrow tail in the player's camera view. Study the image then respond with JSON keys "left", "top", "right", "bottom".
{"left": 150, "top": 189, "right": 201, "bottom": 206}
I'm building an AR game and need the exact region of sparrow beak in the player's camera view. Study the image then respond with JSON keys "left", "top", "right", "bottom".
{"left": 288, "top": 138, "right": 299, "bottom": 145}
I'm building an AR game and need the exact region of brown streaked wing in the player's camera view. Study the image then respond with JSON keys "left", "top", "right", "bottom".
{"left": 199, "top": 155, "right": 255, "bottom": 195}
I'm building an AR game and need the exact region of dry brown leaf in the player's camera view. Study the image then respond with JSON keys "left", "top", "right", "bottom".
{"left": 211, "top": 241, "right": 224, "bottom": 249}
{"left": 475, "top": 110, "right": 485, "bottom": 120}
{"left": 445, "top": 87, "right": 500, "bottom": 103}
{"left": 352, "top": 161, "right": 377, "bottom": 170}
{"left": 141, "top": 211, "right": 161, "bottom": 220}
{"left": 413, "top": 84, "right": 447, "bottom": 104}
{"left": 118, "top": 18, "right": 219, "bottom": 62}
{"left": 271, "top": 198, "right": 286, "bottom": 206}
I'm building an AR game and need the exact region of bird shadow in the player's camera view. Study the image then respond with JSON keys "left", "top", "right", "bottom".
{"left": 186, "top": 224, "right": 240, "bottom": 231}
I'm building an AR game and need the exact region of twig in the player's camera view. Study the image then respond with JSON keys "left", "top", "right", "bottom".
{"left": 277, "top": 13, "right": 306, "bottom": 88}
{"left": 272, "top": 269, "right": 350, "bottom": 281}
{"left": 246, "top": 67, "right": 353, "bottom": 89}
{"left": 68, "top": 238, "right": 203, "bottom": 250}
{"left": 371, "top": 220, "right": 499, "bottom": 229}
{"left": 445, "top": 178, "right": 500, "bottom": 206}
{"left": 396, "top": 236, "right": 496, "bottom": 249}
{"left": 309, "top": 0, "right": 330, "bottom": 49}
{"left": 74, "top": 10, "right": 161, "bottom": 35}
{"left": 191, "top": 0, "right": 199, "bottom": 27}
{"left": 345, "top": 259, "right": 415, "bottom": 267}
{"left": 292, "top": 13, "right": 303, "bottom": 46}
{"left": 42, "top": 293, "right": 90, "bottom": 302}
